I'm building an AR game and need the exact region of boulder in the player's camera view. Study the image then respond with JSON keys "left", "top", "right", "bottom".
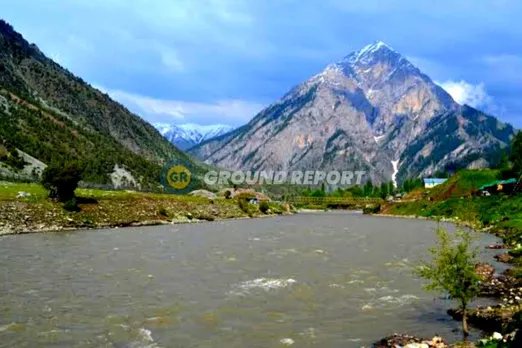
{"left": 495, "top": 253, "right": 514, "bottom": 263}
{"left": 475, "top": 262, "right": 495, "bottom": 281}
{"left": 373, "top": 334, "right": 447, "bottom": 348}
{"left": 188, "top": 189, "right": 217, "bottom": 199}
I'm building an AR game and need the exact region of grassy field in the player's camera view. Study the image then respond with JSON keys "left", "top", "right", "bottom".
{"left": 0, "top": 182, "right": 288, "bottom": 235}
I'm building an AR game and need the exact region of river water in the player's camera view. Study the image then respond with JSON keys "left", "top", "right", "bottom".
{"left": 0, "top": 212, "right": 503, "bottom": 347}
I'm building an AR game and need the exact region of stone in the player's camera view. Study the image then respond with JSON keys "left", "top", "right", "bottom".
{"left": 492, "top": 332, "right": 503, "bottom": 340}
{"left": 404, "top": 344, "right": 429, "bottom": 348}
{"left": 475, "top": 262, "right": 495, "bottom": 281}
{"left": 487, "top": 244, "right": 505, "bottom": 250}
{"left": 495, "top": 253, "right": 513, "bottom": 263}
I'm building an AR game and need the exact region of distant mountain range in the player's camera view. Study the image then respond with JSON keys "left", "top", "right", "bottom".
{"left": 190, "top": 41, "right": 514, "bottom": 185}
{"left": 0, "top": 19, "right": 200, "bottom": 188}
{"left": 154, "top": 123, "right": 234, "bottom": 150}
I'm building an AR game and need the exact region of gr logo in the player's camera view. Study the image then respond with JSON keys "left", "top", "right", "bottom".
{"left": 161, "top": 161, "right": 195, "bottom": 194}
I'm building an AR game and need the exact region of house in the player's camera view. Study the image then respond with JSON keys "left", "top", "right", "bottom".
{"left": 423, "top": 178, "right": 447, "bottom": 189}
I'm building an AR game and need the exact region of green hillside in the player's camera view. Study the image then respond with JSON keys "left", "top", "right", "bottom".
{"left": 0, "top": 19, "right": 199, "bottom": 188}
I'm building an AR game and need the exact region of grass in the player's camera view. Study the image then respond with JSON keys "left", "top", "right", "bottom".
{"left": 0, "top": 181, "right": 48, "bottom": 201}
{"left": 383, "top": 169, "right": 522, "bottom": 281}
{"left": 0, "top": 181, "right": 209, "bottom": 203}
{"left": 0, "top": 182, "right": 289, "bottom": 235}
{"left": 428, "top": 169, "right": 500, "bottom": 201}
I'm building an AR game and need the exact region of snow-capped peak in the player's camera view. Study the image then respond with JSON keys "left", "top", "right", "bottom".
{"left": 343, "top": 41, "right": 397, "bottom": 65}
{"left": 154, "top": 123, "right": 234, "bottom": 150}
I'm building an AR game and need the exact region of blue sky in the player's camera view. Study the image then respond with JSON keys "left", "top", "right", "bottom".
{"left": 2, "top": 0, "right": 522, "bottom": 127}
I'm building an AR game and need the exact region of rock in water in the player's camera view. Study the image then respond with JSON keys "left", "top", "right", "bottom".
{"left": 475, "top": 262, "right": 495, "bottom": 281}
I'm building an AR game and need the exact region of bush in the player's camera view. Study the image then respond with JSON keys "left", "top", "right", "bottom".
{"left": 197, "top": 214, "right": 215, "bottom": 221}
{"left": 62, "top": 198, "right": 80, "bottom": 212}
{"left": 41, "top": 161, "right": 83, "bottom": 202}
{"left": 363, "top": 204, "right": 381, "bottom": 214}
{"left": 259, "top": 201, "right": 270, "bottom": 214}
{"left": 268, "top": 202, "right": 285, "bottom": 214}
{"left": 238, "top": 198, "right": 251, "bottom": 213}
{"left": 238, "top": 198, "right": 257, "bottom": 217}
{"left": 158, "top": 207, "right": 169, "bottom": 217}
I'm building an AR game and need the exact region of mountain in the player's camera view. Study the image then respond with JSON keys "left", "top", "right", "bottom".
{"left": 0, "top": 19, "right": 199, "bottom": 188}
{"left": 190, "top": 41, "right": 514, "bottom": 185}
{"left": 154, "top": 123, "right": 234, "bottom": 150}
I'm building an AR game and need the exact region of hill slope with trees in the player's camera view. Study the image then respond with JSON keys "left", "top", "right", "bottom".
{"left": 0, "top": 19, "right": 197, "bottom": 188}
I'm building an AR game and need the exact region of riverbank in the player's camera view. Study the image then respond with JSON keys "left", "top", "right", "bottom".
{"left": 0, "top": 182, "right": 290, "bottom": 236}
{"left": 374, "top": 192, "right": 522, "bottom": 345}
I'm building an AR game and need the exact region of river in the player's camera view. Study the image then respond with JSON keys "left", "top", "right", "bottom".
{"left": 0, "top": 211, "right": 504, "bottom": 347}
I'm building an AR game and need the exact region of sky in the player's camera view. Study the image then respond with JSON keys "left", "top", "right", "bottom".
{"left": 2, "top": 0, "right": 522, "bottom": 128}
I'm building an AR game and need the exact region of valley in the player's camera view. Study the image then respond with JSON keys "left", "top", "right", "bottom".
{"left": 0, "top": 11, "right": 521, "bottom": 348}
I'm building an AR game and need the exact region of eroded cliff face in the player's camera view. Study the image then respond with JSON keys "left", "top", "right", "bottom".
{"left": 190, "top": 42, "right": 513, "bottom": 185}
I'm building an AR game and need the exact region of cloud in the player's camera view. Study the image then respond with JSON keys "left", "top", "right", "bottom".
{"left": 97, "top": 86, "right": 265, "bottom": 126}
{"left": 158, "top": 47, "right": 185, "bottom": 72}
{"left": 5, "top": 0, "right": 522, "bottom": 127}
{"left": 437, "top": 80, "right": 493, "bottom": 108}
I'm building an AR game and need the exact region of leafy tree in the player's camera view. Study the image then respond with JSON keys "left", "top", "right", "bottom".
{"left": 41, "top": 161, "right": 83, "bottom": 202}
{"left": 415, "top": 228, "right": 480, "bottom": 338}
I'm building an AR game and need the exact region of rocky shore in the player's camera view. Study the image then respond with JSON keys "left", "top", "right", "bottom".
{"left": 0, "top": 185, "right": 291, "bottom": 236}
{"left": 373, "top": 334, "right": 446, "bottom": 348}
{"left": 374, "top": 255, "right": 522, "bottom": 346}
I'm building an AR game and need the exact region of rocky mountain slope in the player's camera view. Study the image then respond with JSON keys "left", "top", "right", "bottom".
{"left": 0, "top": 20, "right": 198, "bottom": 188}
{"left": 190, "top": 41, "right": 514, "bottom": 185}
{"left": 154, "top": 123, "right": 234, "bottom": 150}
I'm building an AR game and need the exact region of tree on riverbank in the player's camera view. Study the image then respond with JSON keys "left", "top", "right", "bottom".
{"left": 416, "top": 228, "right": 480, "bottom": 338}
{"left": 41, "top": 161, "right": 83, "bottom": 202}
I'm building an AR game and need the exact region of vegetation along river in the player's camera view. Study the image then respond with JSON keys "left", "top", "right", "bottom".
{"left": 0, "top": 211, "right": 505, "bottom": 347}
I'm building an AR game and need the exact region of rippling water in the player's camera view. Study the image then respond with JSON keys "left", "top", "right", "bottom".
{"left": 0, "top": 211, "right": 503, "bottom": 347}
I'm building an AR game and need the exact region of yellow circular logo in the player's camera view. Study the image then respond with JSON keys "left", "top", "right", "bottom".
{"left": 166, "top": 165, "right": 191, "bottom": 190}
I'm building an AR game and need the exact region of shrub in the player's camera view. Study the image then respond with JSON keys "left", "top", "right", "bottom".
{"left": 42, "top": 161, "right": 83, "bottom": 202}
{"left": 197, "top": 214, "right": 215, "bottom": 221}
{"left": 62, "top": 198, "right": 80, "bottom": 212}
{"left": 238, "top": 198, "right": 258, "bottom": 217}
{"left": 238, "top": 198, "right": 251, "bottom": 213}
{"left": 259, "top": 201, "right": 270, "bottom": 214}
{"left": 158, "top": 207, "right": 169, "bottom": 217}
{"left": 268, "top": 202, "right": 285, "bottom": 214}
{"left": 363, "top": 204, "right": 381, "bottom": 214}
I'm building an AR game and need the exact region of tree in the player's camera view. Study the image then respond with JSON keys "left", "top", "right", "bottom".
{"left": 380, "top": 182, "right": 389, "bottom": 199}
{"left": 415, "top": 228, "right": 480, "bottom": 338}
{"left": 41, "top": 161, "right": 83, "bottom": 202}
{"left": 510, "top": 131, "right": 522, "bottom": 177}
{"left": 388, "top": 182, "right": 395, "bottom": 196}
{"left": 363, "top": 180, "right": 374, "bottom": 197}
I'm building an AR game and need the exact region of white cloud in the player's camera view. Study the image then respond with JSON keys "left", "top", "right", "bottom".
{"left": 437, "top": 80, "right": 493, "bottom": 109}
{"left": 159, "top": 48, "right": 185, "bottom": 72}
{"left": 96, "top": 86, "right": 265, "bottom": 125}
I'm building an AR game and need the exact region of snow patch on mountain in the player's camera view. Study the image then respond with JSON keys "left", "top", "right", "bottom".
{"left": 154, "top": 123, "right": 234, "bottom": 150}
{"left": 391, "top": 160, "right": 400, "bottom": 188}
